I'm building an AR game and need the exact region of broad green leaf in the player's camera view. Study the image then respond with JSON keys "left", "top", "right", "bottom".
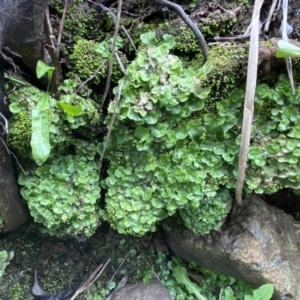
{"left": 173, "top": 265, "right": 207, "bottom": 300}
{"left": 143, "top": 270, "right": 153, "bottom": 284}
{"left": 36, "top": 60, "right": 55, "bottom": 79}
{"left": 151, "top": 198, "right": 163, "bottom": 209}
{"left": 134, "top": 126, "right": 149, "bottom": 140}
{"left": 57, "top": 101, "right": 83, "bottom": 116}
{"left": 162, "top": 34, "right": 176, "bottom": 49}
{"left": 36, "top": 92, "right": 50, "bottom": 111}
{"left": 9, "top": 102, "right": 22, "bottom": 114}
{"left": 201, "top": 61, "right": 213, "bottom": 74}
{"left": 31, "top": 97, "right": 51, "bottom": 165}
{"left": 4, "top": 73, "right": 30, "bottom": 85}
{"left": 224, "top": 287, "right": 236, "bottom": 300}
{"left": 53, "top": 207, "right": 63, "bottom": 215}
{"left": 244, "top": 284, "right": 274, "bottom": 300}
{"left": 140, "top": 32, "right": 157, "bottom": 46}
{"left": 256, "top": 84, "right": 270, "bottom": 98}
{"left": 276, "top": 40, "right": 300, "bottom": 58}
{"left": 94, "top": 41, "right": 110, "bottom": 58}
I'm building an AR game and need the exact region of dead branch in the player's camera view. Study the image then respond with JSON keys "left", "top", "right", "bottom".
{"left": 235, "top": 0, "right": 264, "bottom": 206}
{"left": 100, "top": 0, "right": 123, "bottom": 110}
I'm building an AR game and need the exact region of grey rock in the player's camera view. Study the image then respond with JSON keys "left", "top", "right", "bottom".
{"left": 0, "top": 0, "right": 48, "bottom": 72}
{"left": 164, "top": 195, "right": 300, "bottom": 300}
{"left": 110, "top": 280, "right": 172, "bottom": 300}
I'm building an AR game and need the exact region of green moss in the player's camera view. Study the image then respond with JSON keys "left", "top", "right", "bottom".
{"left": 51, "top": 1, "right": 105, "bottom": 45}
{"left": 72, "top": 39, "right": 126, "bottom": 84}
{"left": 8, "top": 111, "right": 32, "bottom": 158}
{"left": 203, "top": 43, "right": 248, "bottom": 100}
{"left": 7, "top": 78, "right": 101, "bottom": 160}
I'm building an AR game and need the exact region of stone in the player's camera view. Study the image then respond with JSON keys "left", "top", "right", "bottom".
{"left": 164, "top": 194, "right": 300, "bottom": 300}
{"left": 110, "top": 280, "right": 172, "bottom": 300}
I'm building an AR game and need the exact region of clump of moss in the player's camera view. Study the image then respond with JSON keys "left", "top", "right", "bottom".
{"left": 201, "top": 43, "right": 247, "bottom": 101}
{"left": 50, "top": 0, "right": 105, "bottom": 44}
{"left": 129, "top": 20, "right": 200, "bottom": 54}
{"left": 72, "top": 38, "right": 127, "bottom": 84}
{"left": 8, "top": 110, "right": 32, "bottom": 158}
{"left": 7, "top": 78, "right": 101, "bottom": 160}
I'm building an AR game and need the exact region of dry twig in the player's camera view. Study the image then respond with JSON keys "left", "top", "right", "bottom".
{"left": 98, "top": 78, "right": 124, "bottom": 176}
{"left": 106, "top": 250, "right": 130, "bottom": 288}
{"left": 44, "top": 6, "right": 61, "bottom": 94}
{"left": 70, "top": 259, "right": 111, "bottom": 300}
{"left": 264, "top": 0, "right": 278, "bottom": 32}
{"left": 100, "top": 0, "right": 123, "bottom": 110}
{"left": 235, "top": 0, "right": 264, "bottom": 206}
{"left": 57, "top": 0, "right": 69, "bottom": 56}
{"left": 76, "top": 61, "right": 106, "bottom": 94}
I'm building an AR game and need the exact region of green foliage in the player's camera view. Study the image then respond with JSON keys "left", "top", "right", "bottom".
{"left": 18, "top": 141, "right": 101, "bottom": 238}
{"left": 129, "top": 16, "right": 236, "bottom": 54}
{"left": 72, "top": 37, "right": 126, "bottom": 84}
{"left": 276, "top": 40, "right": 300, "bottom": 58}
{"left": 30, "top": 61, "right": 54, "bottom": 165}
{"left": 173, "top": 265, "right": 207, "bottom": 300}
{"left": 100, "top": 32, "right": 231, "bottom": 236}
{"left": 222, "top": 284, "right": 273, "bottom": 300}
{"left": 244, "top": 285, "right": 273, "bottom": 300}
{"left": 0, "top": 251, "right": 14, "bottom": 278}
{"left": 174, "top": 263, "right": 273, "bottom": 300}
{"left": 191, "top": 265, "right": 254, "bottom": 300}
{"left": 100, "top": 31, "right": 300, "bottom": 237}
{"left": 242, "top": 76, "right": 300, "bottom": 193}
{"left": 178, "top": 189, "right": 232, "bottom": 235}
{"left": 8, "top": 78, "right": 100, "bottom": 160}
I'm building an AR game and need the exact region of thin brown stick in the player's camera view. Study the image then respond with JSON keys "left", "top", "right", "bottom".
{"left": 100, "top": 0, "right": 123, "bottom": 110}
{"left": 70, "top": 259, "right": 111, "bottom": 300}
{"left": 264, "top": 0, "right": 278, "bottom": 32}
{"left": 235, "top": 0, "right": 264, "bottom": 206}
{"left": 57, "top": 0, "right": 69, "bottom": 56}
{"left": 44, "top": 6, "right": 61, "bottom": 94}
{"left": 106, "top": 250, "right": 130, "bottom": 288}
{"left": 98, "top": 78, "right": 124, "bottom": 177}
{"left": 121, "top": 25, "right": 137, "bottom": 52}
{"left": 75, "top": 62, "right": 106, "bottom": 94}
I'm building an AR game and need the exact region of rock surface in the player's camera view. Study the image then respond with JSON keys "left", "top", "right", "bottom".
{"left": 0, "top": 0, "right": 48, "bottom": 71}
{"left": 164, "top": 195, "right": 300, "bottom": 300}
{"left": 110, "top": 280, "right": 172, "bottom": 300}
